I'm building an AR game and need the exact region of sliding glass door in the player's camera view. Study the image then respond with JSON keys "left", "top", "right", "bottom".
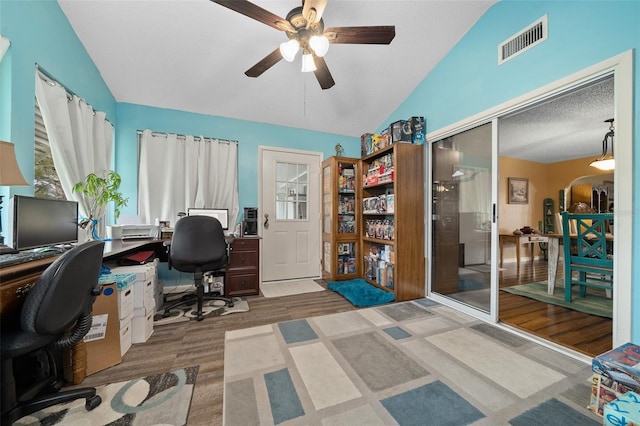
{"left": 430, "top": 122, "right": 496, "bottom": 319}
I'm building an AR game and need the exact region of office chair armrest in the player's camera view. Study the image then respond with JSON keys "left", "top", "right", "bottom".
{"left": 54, "top": 312, "right": 93, "bottom": 349}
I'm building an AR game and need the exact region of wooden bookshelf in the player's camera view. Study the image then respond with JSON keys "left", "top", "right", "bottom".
{"left": 360, "top": 143, "right": 425, "bottom": 301}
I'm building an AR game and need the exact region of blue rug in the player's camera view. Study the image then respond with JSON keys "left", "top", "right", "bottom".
{"left": 327, "top": 278, "right": 395, "bottom": 307}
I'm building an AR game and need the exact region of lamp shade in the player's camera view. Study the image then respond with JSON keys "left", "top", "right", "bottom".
{"left": 301, "top": 53, "right": 316, "bottom": 72}
{"left": 309, "top": 35, "right": 329, "bottom": 57}
{"left": 0, "top": 141, "right": 29, "bottom": 186}
{"left": 279, "top": 39, "right": 299, "bottom": 62}
{"left": 589, "top": 157, "right": 615, "bottom": 171}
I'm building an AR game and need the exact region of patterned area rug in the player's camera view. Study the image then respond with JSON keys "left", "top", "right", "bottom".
{"left": 16, "top": 367, "right": 198, "bottom": 425}
{"left": 154, "top": 297, "right": 249, "bottom": 326}
{"left": 223, "top": 300, "right": 601, "bottom": 425}
{"left": 501, "top": 281, "right": 613, "bottom": 318}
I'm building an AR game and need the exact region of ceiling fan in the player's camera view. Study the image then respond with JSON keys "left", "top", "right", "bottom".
{"left": 211, "top": 0, "right": 396, "bottom": 90}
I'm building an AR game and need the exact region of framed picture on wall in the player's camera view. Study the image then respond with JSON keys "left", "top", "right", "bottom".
{"left": 508, "top": 177, "right": 529, "bottom": 204}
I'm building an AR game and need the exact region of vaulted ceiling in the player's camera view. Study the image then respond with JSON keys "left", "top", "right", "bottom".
{"left": 58, "top": 1, "right": 614, "bottom": 164}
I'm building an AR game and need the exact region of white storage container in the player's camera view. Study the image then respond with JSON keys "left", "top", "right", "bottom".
{"left": 132, "top": 300, "right": 155, "bottom": 344}
{"left": 119, "top": 312, "right": 133, "bottom": 356}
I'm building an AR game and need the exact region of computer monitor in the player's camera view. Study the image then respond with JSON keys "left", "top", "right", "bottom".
{"left": 187, "top": 208, "right": 229, "bottom": 230}
{"left": 7, "top": 195, "right": 79, "bottom": 251}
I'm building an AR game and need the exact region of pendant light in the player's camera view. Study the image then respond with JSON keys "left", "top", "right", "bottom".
{"left": 589, "top": 118, "right": 615, "bottom": 171}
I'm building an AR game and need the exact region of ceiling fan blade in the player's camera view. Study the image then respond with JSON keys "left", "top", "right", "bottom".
{"left": 302, "top": 0, "right": 327, "bottom": 24}
{"left": 313, "top": 56, "right": 335, "bottom": 90}
{"left": 245, "top": 48, "right": 283, "bottom": 78}
{"left": 211, "top": 0, "right": 294, "bottom": 32}
{"left": 324, "top": 26, "right": 396, "bottom": 44}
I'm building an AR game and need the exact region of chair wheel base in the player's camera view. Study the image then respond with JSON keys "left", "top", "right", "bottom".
{"left": 86, "top": 395, "right": 101, "bottom": 411}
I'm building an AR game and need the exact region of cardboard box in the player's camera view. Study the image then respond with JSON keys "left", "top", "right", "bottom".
{"left": 132, "top": 301, "right": 155, "bottom": 344}
{"left": 134, "top": 278, "right": 155, "bottom": 309}
{"left": 154, "top": 278, "right": 164, "bottom": 312}
{"left": 603, "top": 391, "right": 640, "bottom": 426}
{"left": 118, "top": 285, "right": 134, "bottom": 320}
{"left": 108, "top": 260, "right": 158, "bottom": 283}
{"left": 119, "top": 312, "right": 133, "bottom": 357}
{"left": 99, "top": 273, "right": 135, "bottom": 320}
{"left": 105, "top": 262, "right": 159, "bottom": 309}
{"left": 85, "top": 282, "right": 122, "bottom": 375}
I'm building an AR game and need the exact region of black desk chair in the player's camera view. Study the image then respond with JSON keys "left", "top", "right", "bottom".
{"left": 162, "top": 215, "right": 234, "bottom": 321}
{"left": 1, "top": 240, "right": 105, "bottom": 424}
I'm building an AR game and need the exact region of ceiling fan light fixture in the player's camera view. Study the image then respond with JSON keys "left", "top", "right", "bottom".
{"left": 309, "top": 35, "right": 329, "bottom": 57}
{"left": 279, "top": 39, "right": 299, "bottom": 62}
{"left": 301, "top": 52, "right": 316, "bottom": 72}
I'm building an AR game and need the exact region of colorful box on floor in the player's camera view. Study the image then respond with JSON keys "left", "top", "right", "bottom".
{"left": 589, "top": 342, "right": 640, "bottom": 416}
{"left": 603, "top": 391, "right": 640, "bottom": 426}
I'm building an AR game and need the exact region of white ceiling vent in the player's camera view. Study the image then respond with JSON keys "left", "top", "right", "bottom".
{"left": 498, "top": 15, "right": 547, "bottom": 64}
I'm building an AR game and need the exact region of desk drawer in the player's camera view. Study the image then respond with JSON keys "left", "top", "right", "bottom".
{"left": 231, "top": 238, "right": 259, "bottom": 251}
{"left": 228, "top": 250, "right": 258, "bottom": 270}
{"left": 528, "top": 235, "right": 549, "bottom": 242}
{"left": 226, "top": 273, "right": 259, "bottom": 297}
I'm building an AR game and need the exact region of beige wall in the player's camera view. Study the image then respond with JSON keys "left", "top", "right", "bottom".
{"left": 498, "top": 155, "right": 612, "bottom": 261}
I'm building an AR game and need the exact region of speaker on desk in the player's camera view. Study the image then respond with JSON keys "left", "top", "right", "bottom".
{"left": 243, "top": 207, "right": 258, "bottom": 236}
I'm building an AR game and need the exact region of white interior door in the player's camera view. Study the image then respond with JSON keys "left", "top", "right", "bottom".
{"left": 260, "top": 147, "right": 321, "bottom": 282}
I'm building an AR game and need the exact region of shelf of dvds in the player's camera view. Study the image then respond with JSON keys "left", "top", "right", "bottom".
{"left": 360, "top": 142, "right": 424, "bottom": 301}
{"left": 322, "top": 157, "right": 360, "bottom": 281}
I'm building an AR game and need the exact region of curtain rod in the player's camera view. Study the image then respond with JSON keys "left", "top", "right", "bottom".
{"left": 36, "top": 64, "right": 113, "bottom": 127}
{"left": 136, "top": 130, "right": 237, "bottom": 144}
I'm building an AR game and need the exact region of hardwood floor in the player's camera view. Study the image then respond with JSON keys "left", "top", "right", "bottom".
{"left": 79, "top": 284, "right": 357, "bottom": 426}
{"left": 77, "top": 264, "right": 612, "bottom": 425}
{"left": 498, "top": 258, "right": 612, "bottom": 357}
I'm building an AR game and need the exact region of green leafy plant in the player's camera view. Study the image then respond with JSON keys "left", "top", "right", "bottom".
{"left": 72, "top": 170, "right": 128, "bottom": 228}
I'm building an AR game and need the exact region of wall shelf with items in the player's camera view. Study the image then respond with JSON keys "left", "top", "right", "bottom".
{"left": 360, "top": 142, "right": 424, "bottom": 301}
{"left": 322, "top": 157, "right": 360, "bottom": 281}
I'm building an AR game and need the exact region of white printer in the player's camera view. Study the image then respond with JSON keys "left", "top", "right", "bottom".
{"left": 107, "top": 224, "right": 159, "bottom": 240}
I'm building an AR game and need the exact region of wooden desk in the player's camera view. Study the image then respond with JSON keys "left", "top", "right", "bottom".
{"left": 0, "top": 239, "right": 164, "bottom": 317}
{"left": 499, "top": 234, "right": 548, "bottom": 269}
{"left": 0, "top": 237, "right": 261, "bottom": 316}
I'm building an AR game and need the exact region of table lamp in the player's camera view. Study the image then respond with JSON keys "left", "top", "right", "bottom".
{"left": 0, "top": 141, "right": 29, "bottom": 254}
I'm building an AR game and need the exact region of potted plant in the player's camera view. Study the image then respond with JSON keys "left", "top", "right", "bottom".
{"left": 73, "top": 170, "right": 128, "bottom": 239}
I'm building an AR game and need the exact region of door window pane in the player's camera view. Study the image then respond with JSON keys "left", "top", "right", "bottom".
{"left": 275, "top": 162, "right": 308, "bottom": 220}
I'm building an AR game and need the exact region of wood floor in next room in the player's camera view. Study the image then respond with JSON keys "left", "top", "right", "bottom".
{"left": 499, "top": 258, "right": 612, "bottom": 358}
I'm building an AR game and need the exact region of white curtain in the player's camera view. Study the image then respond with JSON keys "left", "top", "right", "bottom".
{"left": 34, "top": 71, "right": 113, "bottom": 223}
{"left": 138, "top": 130, "right": 239, "bottom": 228}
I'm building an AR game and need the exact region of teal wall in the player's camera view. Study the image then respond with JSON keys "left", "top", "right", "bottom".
{"left": 2, "top": 0, "right": 639, "bottom": 341}
{"left": 0, "top": 0, "right": 115, "bottom": 211}
{"left": 115, "top": 103, "right": 358, "bottom": 220}
{"left": 383, "top": 0, "right": 640, "bottom": 342}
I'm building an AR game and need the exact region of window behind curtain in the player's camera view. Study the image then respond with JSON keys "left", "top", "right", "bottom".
{"left": 34, "top": 97, "right": 65, "bottom": 199}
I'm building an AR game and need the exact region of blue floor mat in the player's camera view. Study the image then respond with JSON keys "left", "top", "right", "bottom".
{"left": 327, "top": 278, "right": 395, "bottom": 307}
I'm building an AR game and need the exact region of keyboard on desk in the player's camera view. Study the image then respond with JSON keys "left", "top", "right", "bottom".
{"left": 0, "top": 249, "right": 63, "bottom": 269}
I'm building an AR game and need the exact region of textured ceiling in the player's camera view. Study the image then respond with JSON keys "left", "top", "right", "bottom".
{"left": 499, "top": 77, "right": 614, "bottom": 163}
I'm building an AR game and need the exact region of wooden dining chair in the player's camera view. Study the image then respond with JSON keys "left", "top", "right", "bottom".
{"left": 561, "top": 212, "right": 613, "bottom": 302}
